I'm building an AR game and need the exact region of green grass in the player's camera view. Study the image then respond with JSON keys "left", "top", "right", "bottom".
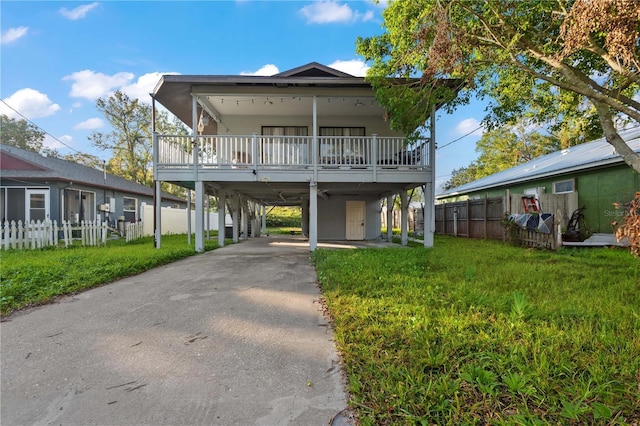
{"left": 313, "top": 236, "right": 640, "bottom": 425}
{"left": 0, "top": 234, "right": 221, "bottom": 315}
{"left": 266, "top": 206, "right": 301, "bottom": 228}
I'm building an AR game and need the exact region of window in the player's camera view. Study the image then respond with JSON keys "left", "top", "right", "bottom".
{"left": 123, "top": 197, "right": 137, "bottom": 222}
{"left": 63, "top": 189, "right": 95, "bottom": 223}
{"left": 261, "top": 126, "right": 309, "bottom": 164}
{"left": 319, "top": 127, "right": 366, "bottom": 164}
{"left": 553, "top": 179, "right": 575, "bottom": 194}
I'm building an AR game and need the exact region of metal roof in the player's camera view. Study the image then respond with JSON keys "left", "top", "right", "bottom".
{"left": 0, "top": 144, "right": 185, "bottom": 202}
{"left": 437, "top": 127, "right": 640, "bottom": 198}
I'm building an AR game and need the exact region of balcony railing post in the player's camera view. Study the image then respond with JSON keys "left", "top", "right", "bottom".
{"left": 252, "top": 133, "right": 258, "bottom": 172}
{"left": 372, "top": 134, "right": 377, "bottom": 182}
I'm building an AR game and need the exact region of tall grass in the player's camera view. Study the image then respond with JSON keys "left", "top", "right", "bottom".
{"left": 314, "top": 236, "right": 640, "bottom": 425}
{"left": 0, "top": 235, "right": 220, "bottom": 315}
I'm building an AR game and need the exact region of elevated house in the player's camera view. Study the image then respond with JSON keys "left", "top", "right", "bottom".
{"left": 436, "top": 127, "right": 640, "bottom": 238}
{"left": 151, "top": 62, "right": 458, "bottom": 251}
{"left": 0, "top": 144, "right": 186, "bottom": 229}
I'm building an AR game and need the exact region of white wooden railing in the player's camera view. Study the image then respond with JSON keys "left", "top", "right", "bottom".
{"left": 156, "top": 134, "right": 430, "bottom": 169}
{"left": 1, "top": 220, "right": 108, "bottom": 251}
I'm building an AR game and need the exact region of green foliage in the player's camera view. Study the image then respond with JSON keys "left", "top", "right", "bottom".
{"left": 357, "top": 0, "right": 640, "bottom": 173}
{"left": 0, "top": 234, "right": 219, "bottom": 315}
{"left": 89, "top": 91, "right": 189, "bottom": 187}
{"left": 314, "top": 236, "right": 640, "bottom": 424}
{"left": 266, "top": 206, "right": 302, "bottom": 228}
{"left": 0, "top": 114, "right": 46, "bottom": 153}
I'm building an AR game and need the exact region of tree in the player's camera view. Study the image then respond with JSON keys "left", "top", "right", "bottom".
{"left": 0, "top": 114, "right": 45, "bottom": 152}
{"left": 89, "top": 91, "right": 188, "bottom": 187}
{"left": 61, "top": 152, "right": 104, "bottom": 169}
{"left": 357, "top": 0, "right": 640, "bottom": 173}
{"left": 442, "top": 120, "right": 566, "bottom": 189}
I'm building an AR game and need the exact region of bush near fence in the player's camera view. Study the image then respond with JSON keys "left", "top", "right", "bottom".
{"left": 1, "top": 220, "right": 108, "bottom": 251}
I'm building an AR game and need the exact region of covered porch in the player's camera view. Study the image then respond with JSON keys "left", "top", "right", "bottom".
{"left": 150, "top": 63, "right": 439, "bottom": 251}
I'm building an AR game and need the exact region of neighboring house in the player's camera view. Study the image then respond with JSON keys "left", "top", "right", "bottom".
{"left": 151, "top": 62, "right": 458, "bottom": 251}
{"left": 436, "top": 127, "right": 640, "bottom": 234}
{"left": 0, "top": 144, "right": 186, "bottom": 228}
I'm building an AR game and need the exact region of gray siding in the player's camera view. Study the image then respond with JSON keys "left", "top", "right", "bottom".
{"left": 317, "top": 195, "right": 381, "bottom": 240}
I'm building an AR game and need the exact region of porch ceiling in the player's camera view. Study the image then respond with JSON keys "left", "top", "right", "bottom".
{"left": 152, "top": 74, "right": 386, "bottom": 129}
{"left": 175, "top": 180, "right": 419, "bottom": 206}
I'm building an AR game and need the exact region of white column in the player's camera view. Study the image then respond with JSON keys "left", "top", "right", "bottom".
{"left": 386, "top": 195, "right": 393, "bottom": 243}
{"left": 187, "top": 190, "right": 192, "bottom": 245}
{"left": 261, "top": 205, "right": 267, "bottom": 236}
{"left": 400, "top": 191, "right": 408, "bottom": 246}
{"left": 241, "top": 201, "right": 248, "bottom": 240}
{"left": 206, "top": 196, "right": 210, "bottom": 240}
{"left": 309, "top": 182, "right": 318, "bottom": 251}
{"left": 154, "top": 180, "right": 162, "bottom": 249}
{"left": 232, "top": 196, "right": 239, "bottom": 243}
{"left": 424, "top": 106, "right": 436, "bottom": 248}
{"left": 195, "top": 180, "right": 204, "bottom": 252}
{"left": 218, "top": 192, "right": 226, "bottom": 247}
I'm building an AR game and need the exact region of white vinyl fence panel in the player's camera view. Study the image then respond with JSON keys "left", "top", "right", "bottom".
{"left": 140, "top": 204, "right": 229, "bottom": 237}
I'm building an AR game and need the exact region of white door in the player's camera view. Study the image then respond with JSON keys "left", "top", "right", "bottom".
{"left": 25, "top": 189, "right": 49, "bottom": 223}
{"left": 345, "top": 200, "right": 365, "bottom": 240}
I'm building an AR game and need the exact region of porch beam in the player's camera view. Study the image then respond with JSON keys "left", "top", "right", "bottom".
{"left": 218, "top": 192, "right": 226, "bottom": 247}
{"left": 400, "top": 191, "right": 408, "bottom": 246}
{"left": 195, "top": 180, "right": 204, "bottom": 252}
{"left": 309, "top": 182, "right": 318, "bottom": 251}
{"left": 387, "top": 195, "right": 393, "bottom": 243}
{"left": 424, "top": 106, "right": 436, "bottom": 248}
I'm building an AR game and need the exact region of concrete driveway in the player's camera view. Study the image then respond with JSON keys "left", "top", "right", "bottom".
{"left": 1, "top": 235, "right": 363, "bottom": 426}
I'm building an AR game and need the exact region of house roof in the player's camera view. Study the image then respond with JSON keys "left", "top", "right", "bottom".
{"left": 152, "top": 62, "right": 462, "bottom": 129}
{"left": 0, "top": 144, "right": 185, "bottom": 203}
{"left": 436, "top": 127, "right": 640, "bottom": 198}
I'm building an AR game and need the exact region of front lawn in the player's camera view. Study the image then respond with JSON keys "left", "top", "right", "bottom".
{"left": 0, "top": 234, "right": 220, "bottom": 315}
{"left": 313, "top": 236, "right": 640, "bottom": 425}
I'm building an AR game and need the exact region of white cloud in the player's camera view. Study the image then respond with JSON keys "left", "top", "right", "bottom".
{"left": 1, "top": 26, "right": 29, "bottom": 44}
{"left": 299, "top": 1, "right": 373, "bottom": 24}
{"left": 74, "top": 117, "right": 103, "bottom": 130}
{"left": 328, "top": 59, "right": 370, "bottom": 77}
{"left": 60, "top": 2, "right": 99, "bottom": 20}
{"left": 63, "top": 70, "right": 134, "bottom": 100}
{"left": 0, "top": 88, "right": 60, "bottom": 119}
{"left": 121, "top": 72, "right": 179, "bottom": 104}
{"left": 43, "top": 134, "right": 72, "bottom": 150}
{"left": 240, "top": 64, "right": 279, "bottom": 76}
{"left": 454, "top": 118, "right": 483, "bottom": 136}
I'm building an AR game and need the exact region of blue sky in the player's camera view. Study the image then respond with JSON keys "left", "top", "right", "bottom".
{"left": 1, "top": 0, "right": 487, "bottom": 191}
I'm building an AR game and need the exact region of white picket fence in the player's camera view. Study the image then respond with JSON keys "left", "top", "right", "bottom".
{"left": 1, "top": 220, "right": 108, "bottom": 251}
{"left": 125, "top": 221, "right": 144, "bottom": 242}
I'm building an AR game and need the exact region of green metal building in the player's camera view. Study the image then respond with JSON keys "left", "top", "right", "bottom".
{"left": 436, "top": 128, "right": 640, "bottom": 234}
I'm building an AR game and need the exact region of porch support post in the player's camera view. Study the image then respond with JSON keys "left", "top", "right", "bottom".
{"left": 309, "top": 182, "right": 318, "bottom": 251}
{"left": 301, "top": 195, "right": 309, "bottom": 238}
{"left": 152, "top": 130, "right": 161, "bottom": 249}
{"left": 386, "top": 195, "right": 394, "bottom": 243}
{"left": 241, "top": 199, "right": 248, "bottom": 239}
{"left": 424, "top": 106, "right": 436, "bottom": 248}
{"left": 154, "top": 179, "right": 162, "bottom": 249}
{"left": 195, "top": 180, "right": 204, "bottom": 252}
{"left": 400, "top": 191, "right": 408, "bottom": 246}
{"left": 312, "top": 96, "right": 318, "bottom": 182}
{"left": 187, "top": 190, "right": 192, "bottom": 245}
{"left": 261, "top": 205, "right": 267, "bottom": 236}
{"left": 250, "top": 202, "right": 256, "bottom": 237}
{"left": 232, "top": 196, "right": 240, "bottom": 243}
{"left": 205, "top": 196, "right": 210, "bottom": 240}
{"left": 218, "top": 192, "right": 226, "bottom": 247}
